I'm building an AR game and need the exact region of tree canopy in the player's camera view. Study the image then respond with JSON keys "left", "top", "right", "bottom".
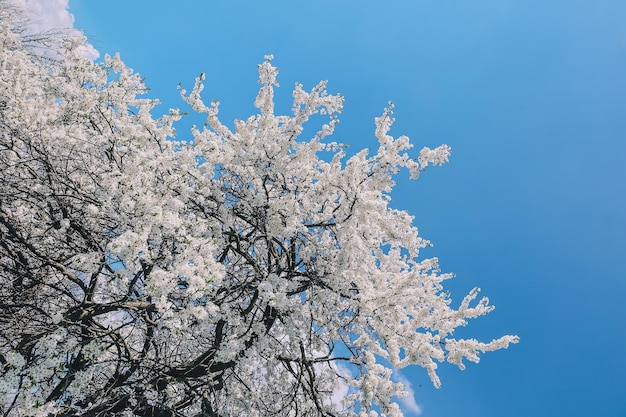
{"left": 0, "top": 7, "right": 518, "bottom": 417}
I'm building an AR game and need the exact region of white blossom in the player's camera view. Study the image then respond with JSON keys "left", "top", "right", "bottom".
{"left": 0, "top": 6, "right": 518, "bottom": 417}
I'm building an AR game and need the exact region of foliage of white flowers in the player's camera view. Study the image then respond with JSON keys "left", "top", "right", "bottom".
{"left": 0, "top": 6, "right": 518, "bottom": 417}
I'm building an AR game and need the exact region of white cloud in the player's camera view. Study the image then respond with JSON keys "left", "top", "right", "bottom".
{"left": 8, "top": 0, "right": 74, "bottom": 32}
{"left": 326, "top": 358, "right": 424, "bottom": 416}
{"left": 395, "top": 373, "right": 424, "bottom": 416}
{"left": 330, "top": 361, "right": 352, "bottom": 408}
{"left": 6, "top": 0, "right": 98, "bottom": 59}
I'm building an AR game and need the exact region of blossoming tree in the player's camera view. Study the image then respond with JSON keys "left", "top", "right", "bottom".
{"left": 0, "top": 7, "right": 518, "bottom": 417}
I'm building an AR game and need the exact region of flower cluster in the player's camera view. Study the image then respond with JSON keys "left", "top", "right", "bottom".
{"left": 0, "top": 7, "right": 517, "bottom": 417}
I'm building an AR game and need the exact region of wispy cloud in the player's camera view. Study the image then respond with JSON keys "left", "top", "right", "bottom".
{"left": 328, "top": 360, "right": 424, "bottom": 416}
{"left": 6, "top": 0, "right": 98, "bottom": 59}
{"left": 330, "top": 361, "right": 352, "bottom": 409}
{"left": 395, "top": 373, "right": 424, "bottom": 416}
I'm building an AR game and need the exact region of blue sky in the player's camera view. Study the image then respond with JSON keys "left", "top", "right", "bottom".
{"left": 21, "top": 1, "right": 626, "bottom": 416}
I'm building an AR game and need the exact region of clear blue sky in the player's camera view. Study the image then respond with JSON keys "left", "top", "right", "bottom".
{"left": 68, "top": 1, "right": 626, "bottom": 416}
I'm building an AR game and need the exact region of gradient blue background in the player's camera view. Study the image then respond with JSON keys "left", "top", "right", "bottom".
{"left": 69, "top": 1, "right": 626, "bottom": 416}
